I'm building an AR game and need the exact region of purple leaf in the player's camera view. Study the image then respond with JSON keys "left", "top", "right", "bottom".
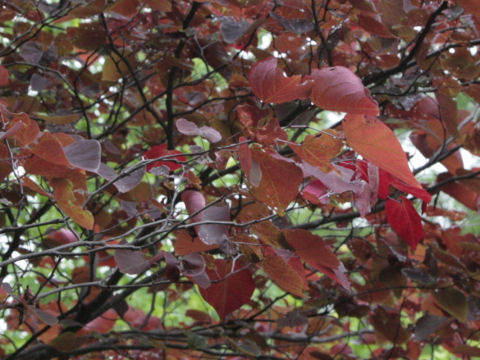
{"left": 181, "top": 253, "right": 206, "bottom": 277}
{"left": 20, "top": 42, "right": 43, "bottom": 64}
{"left": 114, "top": 248, "right": 150, "bottom": 274}
{"left": 64, "top": 140, "right": 101, "bottom": 172}
{"left": 31, "top": 307, "right": 58, "bottom": 326}
{"left": 197, "top": 205, "right": 230, "bottom": 245}
{"left": 270, "top": 12, "right": 314, "bottom": 34}
{"left": 220, "top": 18, "right": 251, "bottom": 43}
{"left": 30, "top": 73, "right": 53, "bottom": 91}
{"left": 176, "top": 118, "right": 222, "bottom": 143}
{"left": 301, "top": 162, "right": 374, "bottom": 217}
{"left": 96, "top": 163, "right": 144, "bottom": 193}
{"left": 182, "top": 190, "right": 206, "bottom": 224}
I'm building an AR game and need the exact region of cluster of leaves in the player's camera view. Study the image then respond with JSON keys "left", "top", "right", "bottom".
{"left": 0, "top": 0, "right": 480, "bottom": 359}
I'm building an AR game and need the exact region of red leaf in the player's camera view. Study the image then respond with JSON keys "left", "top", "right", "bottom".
{"left": 437, "top": 172, "right": 479, "bottom": 211}
{"left": 283, "top": 229, "right": 339, "bottom": 268}
{"left": 308, "top": 67, "right": 379, "bottom": 115}
{"left": 143, "top": 144, "right": 186, "bottom": 172}
{"left": 249, "top": 57, "right": 312, "bottom": 104}
{"left": 386, "top": 197, "right": 424, "bottom": 249}
{"left": 261, "top": 251, "right": 307, "bottom": 298}
{"left": 378, "top": 168, "right": 431, "bottom": 203}
{"left": 30, "top": 133, "right": 71, "bottom": 167}
{"left": 0, "top": 65, "right": 9, "bottom": 86}
{"left": 199, "top": 259, "right": 255, "bottom": 319}
{"left": 344, "top": 114, "right": 422, "bottom": 189}
{"left": 8, "top": 113, "right": 40, "bottom": 146}
{"left": 50, "top": 178, "right": 94, "bottom": 230}
{"left": 251, "top": 148, "right": 303, "bottom": 216}
{"left": 174, "top": 230, "right": 218, "bottom": 256}
{"left": 79, "top": 309, "right": 118, "bottom": 335}
{"left": 290, "top": 131, "right": 343, "bottom": 171}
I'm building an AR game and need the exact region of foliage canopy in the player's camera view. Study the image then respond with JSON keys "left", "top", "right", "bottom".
{"left": 1, "top": 0, "right": 480, "bottom": 359}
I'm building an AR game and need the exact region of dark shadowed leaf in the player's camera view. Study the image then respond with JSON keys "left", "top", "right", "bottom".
{"left": 414, "top": 314, "right": 447, "bottom": 341}
{"left": 401, "top": 268, "right": 436, "bottom": 284}
{"left": 433, "top": 287, "right": 468, "bottom": 322}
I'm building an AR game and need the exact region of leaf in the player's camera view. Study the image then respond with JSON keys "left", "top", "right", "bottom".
{"left": 30, "top": 133, "right": 71, "bottom": 167}
{"left": 36, "top": 113, "right": 82, "bottom": 125}
{"left": 44, "top": 228, "right": 77, "bottom": 248}
{"left": 0, "top": 65, "right": 9, "bottom": 86}
{"left": 308, "top": 67, "right": 379, "bottom": 115}
{"left": 433, "top": 287, "right": 468, "bottom": 322}
{"left": 174, "top": 230, "right": 218, "bottom": 256}
{"left": 64, "top": 140, "right": 101, "bottom": 172}
{"left": 30, "top": 307, "right": 58, "bottom": 326}
{"left": 176, "top": 118, "right": 222, "bottom": 143}
{"left": 182, "top": 190, "right": 206, "bottom": 225}
{"left": 114, "top": 249, "right": 150, "bottom": 274}
{"left": 220, "top": 18, "right": 251, "bottom": 43}
{"left": 356, "top": 13, "right": 396, "bottom": 38}
{"left": 143, "top": 144, "right": 186, "bottom": 172}
{"left": 378, "top": 168, "right": 432, "bottom": 203}
{"left": 79, "top": 309, "right": 118, "bottom": 335}
{"left": 181, "top": 253, "right": 206, "bottom": 277}
{"left": 414, "top": 314, "right": 447, "bottom": 341}
{"left": 344, "top": 114, "right": 422, "bottom": 189}
{"left": 250, "top": 148, "right": 302, "bottom": 216}
{"left": 290, "top": 132, "right": 343, "bottom": 171}
{"left": 51, "top": 332, "right": 83, "bottom": 352}
{"left": 261, "top": 252, "right": 307, "bottom": 297}
{"left": 249, "top": 57, "right": 312, "bottom": 104}
{"left": 72, "top": 23, "right": 107, "bottom": 51}
{"left": 199, "top": 259, "right": 255, "bottom": 319}
{"left": 50, "top": 178, "right": 94, "bottom": 229}
{"left": 8, "top": 113, "right": 40, "bottom": 146}
{"left": 96, "top": 163, "right": 145, "bottom": 193}
{"left": 197, "top": 204, "right": 231, "bottom": 245}
{"left": 401, "top": 268, "right": 435, "bottom": 285}
{"left": 270, "top": 12, "right": 314, "bottom": 34}
{"left": 386, "top": 197, "right": 423, "bottom": 249}
{"left": 283, "top": 229, "right": 339, "bottom": 269}
{"left": 453, "top": 344, "right": 480, "bottom": 357}
{"left": 437, "top": 172, "right": 479, "bottom": 211}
